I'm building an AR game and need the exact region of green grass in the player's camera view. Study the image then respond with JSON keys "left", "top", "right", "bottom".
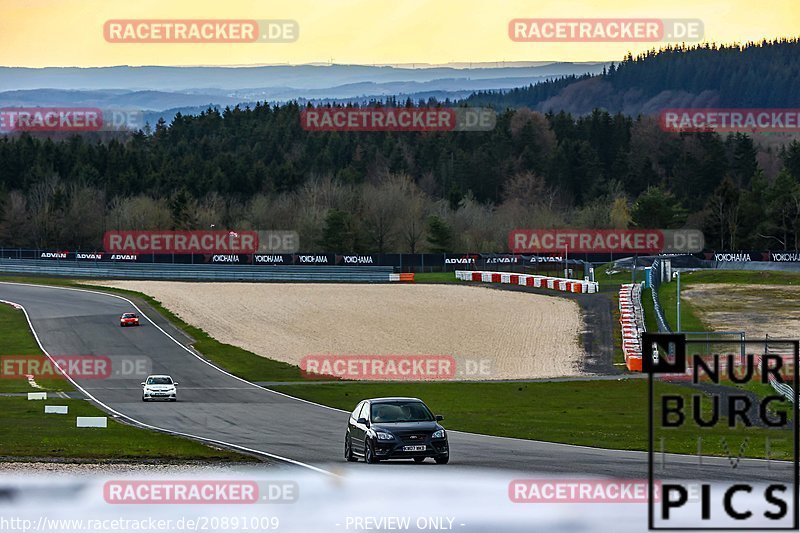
{"left": 413, "top": 272, "right": 461, "bottom": 283}
{"left": 1, "top": 274, "right": 324, "bottom": 382}
{"left": 641, "top": 287, "right": 660, "bottom": 333}
{"left": 594, "top": 264, "right": 643, "bottom": 287}
{"left": 658, "top": 280, "right": 707, "bottom": 333}
{"left": 644, "top": 270, "right": 795, "bottom": 411}
{"left": 0, "top": 396, "right": 249, "bottom": 460}
{"left": 0, "top": 294, "right": 252, "bottom": 462}
{"left": 3, "top": 273, "right": 793, "bottom": 460}
{"left": 270, "top": 380, "right": 794, "bottom": 459}
{"left": 80, "top": 282, "right": 306, "bottom": 382}
{"left": 0, "top": 304, "right": 72, "bottom": 393}
{"left": 609, "top": 292, "right": 627, "bottom": 366}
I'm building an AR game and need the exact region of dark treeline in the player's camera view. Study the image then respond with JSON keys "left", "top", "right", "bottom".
{"left": 467, "top": 39, "right": 800, "bottom": 111}
{"left": 2, "top": 40, "right": 800, "bottom": 252}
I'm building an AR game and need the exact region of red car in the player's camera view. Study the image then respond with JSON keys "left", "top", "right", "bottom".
{"left": 120, "top": 312, "right": 140, "bottom": 327}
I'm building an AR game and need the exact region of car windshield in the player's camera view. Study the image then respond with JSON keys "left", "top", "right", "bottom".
{"left": 146, "top": 377, "right": 172, "bottom": 385}
{"left": 122, "top": 313, "right": 136, "bottom": 318}
{"left": 370, "top": 401, "right": 434, "bottom": 423}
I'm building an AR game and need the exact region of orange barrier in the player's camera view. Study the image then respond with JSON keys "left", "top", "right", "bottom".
{"left": 627, "top": 356, "right": 642, "bottom": 371}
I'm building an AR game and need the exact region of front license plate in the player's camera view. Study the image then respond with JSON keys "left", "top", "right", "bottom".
{"left": 403, "top": 445, "right": 426, "bottom": 452}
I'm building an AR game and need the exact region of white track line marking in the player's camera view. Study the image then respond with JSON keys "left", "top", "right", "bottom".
{"left": 0, "top": 285, "right": 335, "bottom": 476}
{"left": 1, "top": 282, "right": 791, "bottom": 468}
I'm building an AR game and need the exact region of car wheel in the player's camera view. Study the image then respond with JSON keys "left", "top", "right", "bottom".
{"left": 170, "top": 398, "right": 177, "bottom": 402}
{"left": 413, "top": 457, "right": 426, "bottom": 463}
{"left": 365, "top": 440, "right": 379, "bottom": 464}
{"left": 345, "top": 436, "right": 357, "bottom": 462}
{"left": 142, "top": 396, "right": 147, "bottom": 402}
{"left": 434, "top": 455, "right": 449, "bottom": 464}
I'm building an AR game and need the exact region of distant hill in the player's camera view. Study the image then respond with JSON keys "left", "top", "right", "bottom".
{"left": 466, "top": 39, "right": 800, "bottom": 114}
{"left": 0, "top": 62, "right": 607, "bottom": 118}
{"left": 0, "top": 63, "right": 607, "bottom": 92}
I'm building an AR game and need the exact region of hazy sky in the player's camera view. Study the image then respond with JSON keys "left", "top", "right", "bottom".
{"left": 2, "top": 0, "right": 798, "bottom": 67}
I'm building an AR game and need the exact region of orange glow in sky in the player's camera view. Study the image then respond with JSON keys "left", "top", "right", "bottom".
{"left": 1, "top": 0, "right": 797, "bottom": 67}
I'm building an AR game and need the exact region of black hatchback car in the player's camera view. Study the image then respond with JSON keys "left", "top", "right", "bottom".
{"left": 345, "top": 397, "right": 449, "bottom": 464}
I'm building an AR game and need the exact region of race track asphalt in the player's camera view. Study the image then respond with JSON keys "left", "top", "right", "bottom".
{"left": 0, "top": 282, "right": 794, "bottom": 482}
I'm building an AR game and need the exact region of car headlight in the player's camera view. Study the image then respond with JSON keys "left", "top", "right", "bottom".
{"left": 375, "top": 432, "right": 394, "bottom": 441}
{"left": 432, "top": 429, "right": 446, "bottom": 439}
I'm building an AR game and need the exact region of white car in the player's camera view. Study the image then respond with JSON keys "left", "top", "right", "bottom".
{"left": 141, "top": 375, "right": 178, "bottom": 402}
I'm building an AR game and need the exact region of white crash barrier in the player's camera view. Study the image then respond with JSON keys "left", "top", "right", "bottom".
{"left": 27, "top": 392, "right": 47, "bottom": 400}
{"left": 619, "top": 282, "right": 646, "bottom": 371}
{"left": 76, "top": 417, "right": 107, "bottom": 428}
{"left": 455, "top": 270, "right": 599, "bottom": 294}
{"left": 45, "top": 405, "right": 68, "bottom": 414}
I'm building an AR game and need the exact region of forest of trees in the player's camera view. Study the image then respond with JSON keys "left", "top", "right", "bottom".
{"left": 467, "top": 39, "right": 800, "bottom": 112}
{"left": 1, "top": 41, "right": 800, "bottom": 252}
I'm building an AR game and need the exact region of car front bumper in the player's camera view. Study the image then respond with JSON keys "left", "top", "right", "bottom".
{"left": 143, "top": 391, "right": 176, "bottom": 400}
{"left": 373, "top": 439, "right": 448, "bottom": 459}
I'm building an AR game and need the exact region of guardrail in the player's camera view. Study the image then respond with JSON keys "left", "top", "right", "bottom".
{"left": 648, "top": 258, "right": 672, "bottom": 333}
{"left": 762, "top": 339, "right": 796, "bottom": 404}
{"left": 645, "top": 259, "right": 795, "bottom": 401}
{"left": 0, "top": 259, "right": 411, "bottom": 283}
{"left": 0, "top": 249, "right": 594, "bottom": 275}
{"left": 619, "top": 282, "right": 646, "bottom": 371}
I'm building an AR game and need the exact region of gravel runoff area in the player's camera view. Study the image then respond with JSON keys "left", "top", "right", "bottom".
{"left": 93, "top": 282, "right": 586, "bottom": 380}
{"left": 681, "top": 283, "right": 800, "bottom": 338}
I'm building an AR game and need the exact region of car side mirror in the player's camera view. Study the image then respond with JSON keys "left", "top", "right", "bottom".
{"left": 435, "top": 415, "right": 444, "bottom": 421}
{"left": 357, "top": 417, "right": 369, "bottom": 426}
{"left": 172, "top": 382, "right": 179, "bottom": 386}
{"left": 140, "top": 382, "right": 146, "bottom": 386}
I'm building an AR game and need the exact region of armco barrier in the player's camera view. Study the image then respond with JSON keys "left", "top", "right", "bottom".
{"left": 0, "top": 259, "right": 412, "bottom": 283}
{"left": 648, "top": 258, "right": 672, "bottom": 333}
{"left": 619, "top": 282, "right": 646, "bottom": 371}
{"left": 455, "top": 270, "right": 598, "bottom": 294}
{"left": 646, "top": 261, "right": 796, "bottom": 401}
{"left": 0, "top": 249, "right": 595, "bottom": 276}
